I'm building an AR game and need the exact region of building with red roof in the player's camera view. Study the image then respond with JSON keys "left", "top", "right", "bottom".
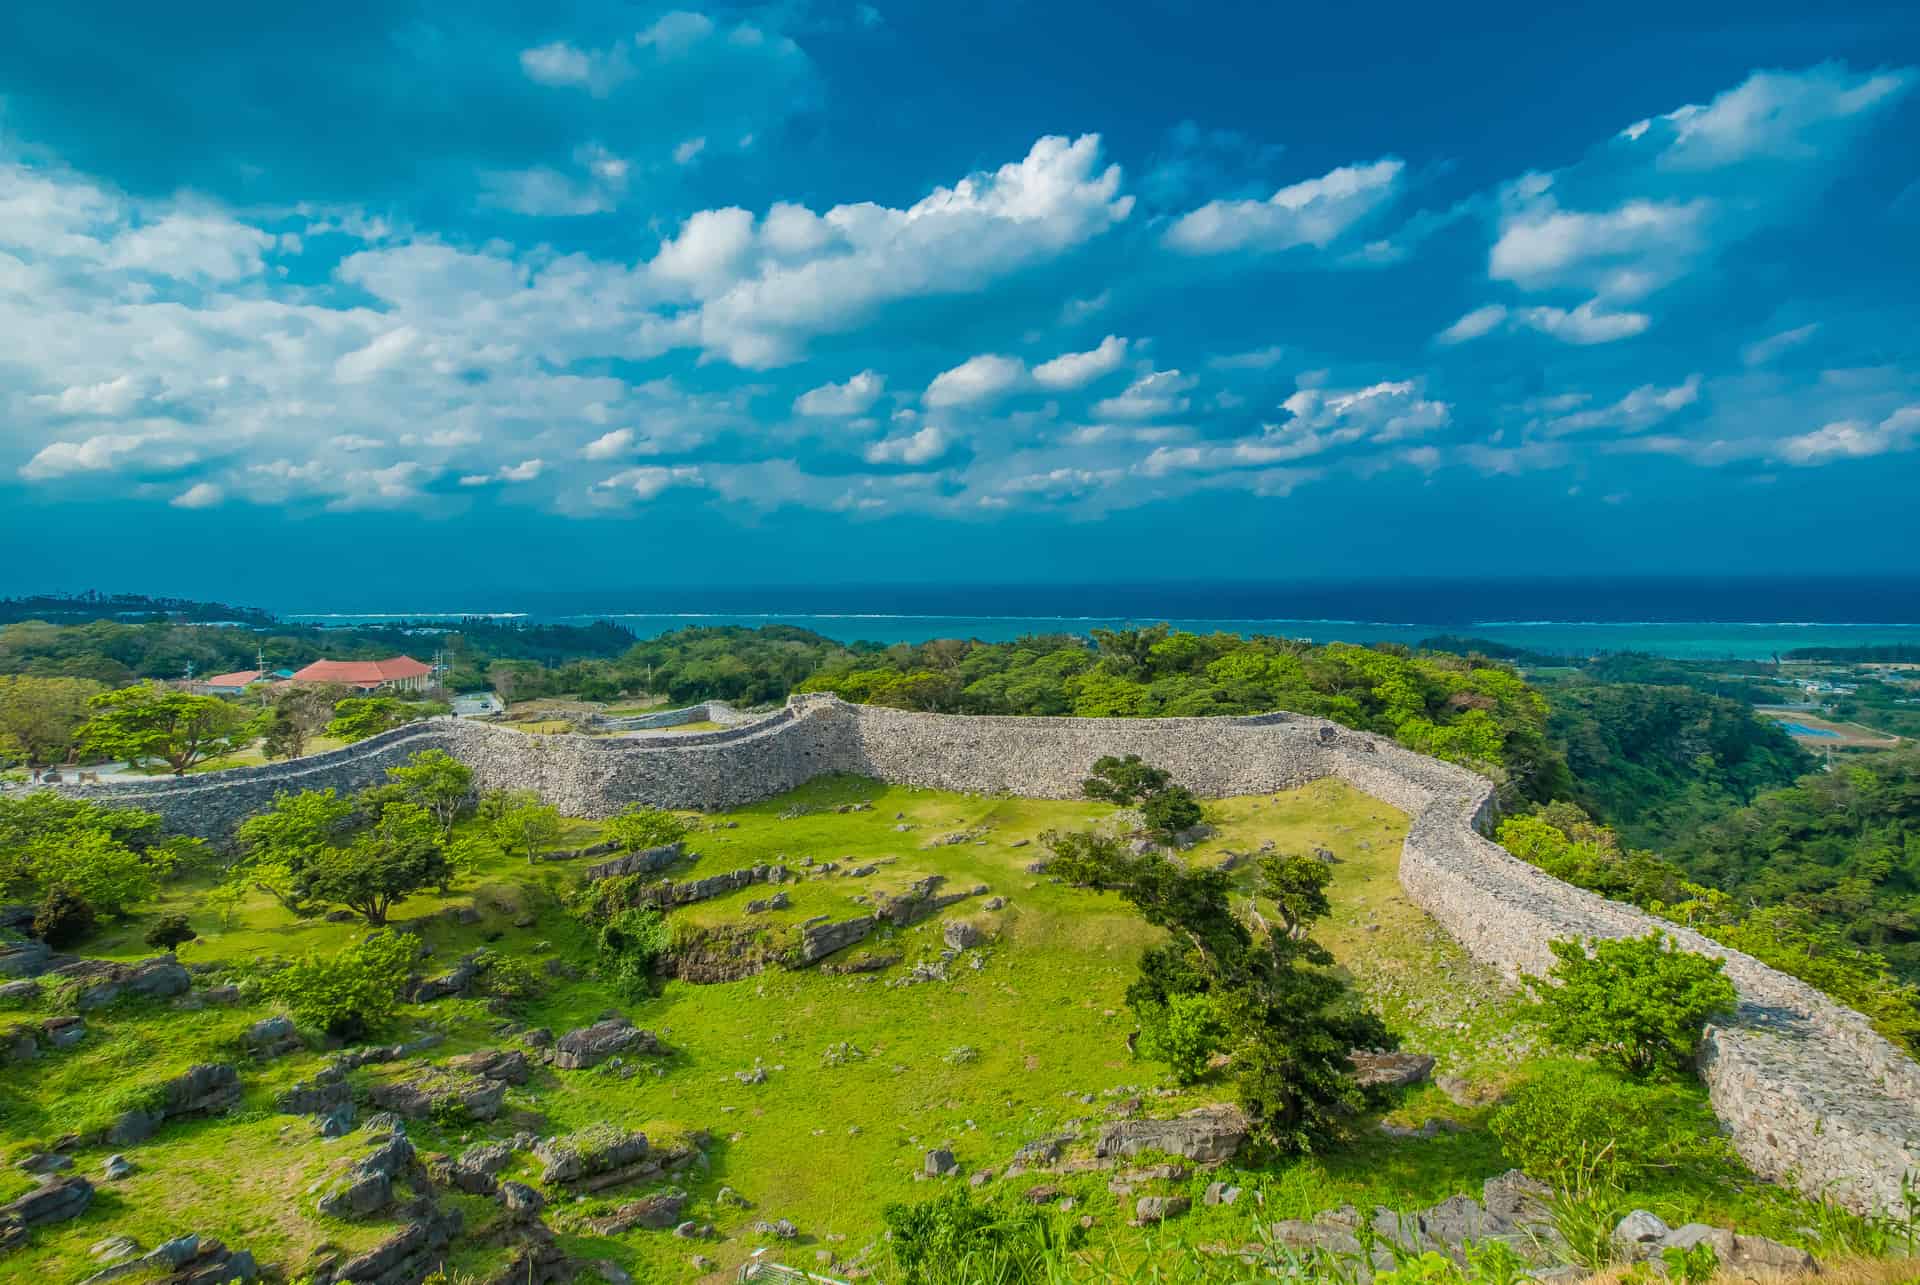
{"left": 195, "top": 668, "right": 266, "bottom": 696}
{"left": 290, "top": 655, "right": 434, "bottom": 693}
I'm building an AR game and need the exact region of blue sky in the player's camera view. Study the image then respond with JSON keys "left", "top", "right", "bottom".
{"left": 1, "top": 1, "right": 1917, "bottom": 600}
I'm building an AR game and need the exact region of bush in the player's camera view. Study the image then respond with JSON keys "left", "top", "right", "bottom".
{"left": 475, "top": 951, "right": 545, "bottom": 1002}
{"left": 33, "top": 884, "right": 95, "bottom": 947}
{"left": 1135, "top": 991, "right": 1226, "bottom": 1083}
{"left": 603, "top": 804, "right": 689, "bottom": 853}
{"left": 596, "top": 907, "right": 671, "bottom": 1000}
{"left": 144, "top": 913, "right": 197, "bottom": 952}
{"left": 260, "top": 929, "right": 419, "bottom": 1040}
{"left": 882, "top": 1187, "right": 1075, "bottom": 1284}
{"left": 1490, "top": 1063, "right": 1735, "bottom": 1189}
{"left": 1522, "top": 933, "right": 1736, "bottom": 1079}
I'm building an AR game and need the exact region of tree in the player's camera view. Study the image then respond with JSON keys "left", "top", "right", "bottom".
{"left": 1259, "top": 852, "right": 1332, "bottom": 939}
{"left": 260, "top": 684, "right": 349, "bottom": 760}
{"left": 1081, "top": 753, "right": 1205, "bottom": 845}
{"left": 0, "top": 675, "right": 102, "bottom": 767}
{"left": 37, "top": 828, "right": 159, "bottom": 916}
{"left": 1044, "top": 810, "right": 1388, "bottom": 1154}
{"left": 384, "top": 749, "right": 473, "bottom": 834}
{"left": 297, "top": 801, "right": 449, "bottom": 925}
{"left": 33, "top": 884, "right": 95, "bottom": 947}
{"left": 145, "top": 913, "right": 198, "bottom": 952}
{"left": 261, "top": 929, "right": 419, "bottom": 1040}
{"left": 326, "top": 696, "right": 409, "bottom": 744}
{"left": 1521, "top": 933, "right": 1737, "bottom": 1079}
{"left": 485, "top": 790, "right": 563, "bottom": 864}
{"left": 235, "top": 788, "right": 356, "bottom": 913}
{"left": 79, "top": 685, "right": 247, "bottom": 775}
{"left": 604, "top": 803, "right": 688, "bottom": 853}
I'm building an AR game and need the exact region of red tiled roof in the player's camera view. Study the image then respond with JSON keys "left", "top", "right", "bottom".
{"left": 291, "top": 656, "right": 432, "bottom": 686}
{"left": 201, "top": 669, "right": 264, "bottom": 688}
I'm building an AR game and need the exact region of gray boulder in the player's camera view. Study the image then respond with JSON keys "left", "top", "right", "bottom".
{"left": 1135, "top": 1195, "right": 1190, "bottom": 1224}
{"left": 1348, "top": 1050, "right": 1435, "bottom": 1089}
{"left": 1659, "top": 1223, "right": 1818, "bottom": 1274}
{"left": 924, "top": 1149, "right": 957, "bottom": 1177}
{"left": 942, "top": 920, "right": 982, "bottom": 950}
{"left": 101, "top": 1154, "right": 134, "bottom": 1181}
{"left": 1095, "top": 1104, "right": 1250, "bottom": 1164}
{"left": 553, "top": 1017, "right": 661, "bottom": 1070}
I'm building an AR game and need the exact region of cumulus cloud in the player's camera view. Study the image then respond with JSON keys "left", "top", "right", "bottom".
{"left": 794, "top": 370, "right": 886, "bottom": 416}
{"left": 519, "top": 41, "right": 630, "bottom": 96}
{"left": 925, "top": 354, "right": 1026, "bottom": 408}
{"left": 1638, "top": 64, "right": 1913, "bottom": 171}
{"left": 580, "top": 428, "right": 635, "bottom": 459}
{"left": 1093, "top": 369, "right": 1197, "bottom": 420}
{"left": 1032, "top": 336, "right": 1129, "bottom": 390}
{"left": 1165, "top": 159, "right": 1402, "bottom": 254}
{"left": 1537, "top": 376, "right": 1702, "bottom": 436}
{"left": 864, "top": 424, "right": 953, "bottom": 465}
{"left": 170, "top": 482, "right": 223, "bottom": 509}
{"left": 595, "top": 464, "right": 705, "bottom": 500}
{"left": 1778, "top": 406, "right": 1920, "bottom": 464}
{"left": 19, "top": 432, "right": 166, "bottom": 480}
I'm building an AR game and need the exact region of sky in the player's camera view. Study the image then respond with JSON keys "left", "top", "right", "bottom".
{"left": 1, "top": 1, "right": 1917, "bottom": 602}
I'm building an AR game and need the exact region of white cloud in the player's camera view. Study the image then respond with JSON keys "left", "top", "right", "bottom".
{"left": 1518, "top": 300, "right": 1651, "bottom": 344}
{"left": 1490, "top": 197, "right": 1707, "bottom": 296}
{"left": 107, "top": 210, "right": 274, "bottom": 281}
{"left": 1165, "top": 158, "right": 1402, "bottom": 254}
{"left": 1743, "top": 323, "right": 1819, "bottom": 367}
{"left": 595, "top": 464, "right": 705, "bottom": 500}
{"left": 481, "top": 144, "right": 631, "bottom": 216}
{"left": 170, "top": 482, "right": 223, "bottom": 509}
{"left": 925, "top": 354, "right": 1026, "bottom": 408}
{"left": 499, "top": 458, "right": 544, "bottom": 482}
{"left": 863, "top": 424, "right": 952, "bottom": 465}
{"left": 19, "top": 432, "right": 164, "bottom": 480}
{"left": 1538, "top": 376, "right": 1701, "bottom": 436}
{"left": 674, "top": 137, "right": 707, "bottom": 166}
{"left": 635, "top": 11, "right": 717, "bottom": 54}
{"left": 665, "top": 134, "right": 1134, "bottom": 366}
{"left": 327, "top": 462, "right": 430, "bottom": 510}
{"left": 794, "top": 370, "right": 886, "bottom": 417}
{"left": 1032, "top": 335, "right": 1129, "bottom": 390}
{"left": 329, "top": 434, "right": 385, "bottom": 452}
{"left": 1093, "top": 369, "right": 1196, "bottom": 420}
{"left": 519, "top": 41, "right": 630, "bottom": 96}
{"left": 1778, "top": 406, "right": 1920, "bottom": 464}
{"left": 1436, "top": 305, "right": 1509, "bottom": 345}
{"left": 580, "top": 428, "right": 635, "bottom": 459}
{"left": 1650, "top": 65, "right": 1913, "bottom": 171}
{"left": 335, "top": 326, "right": 420, "bottom": 383}
{"left": 37, "top": 374, "right": 150, "bottom": 416}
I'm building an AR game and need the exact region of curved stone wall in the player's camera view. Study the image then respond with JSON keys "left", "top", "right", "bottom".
{"left": 45, "top": 693, "right": 1920, "bottom": 1214}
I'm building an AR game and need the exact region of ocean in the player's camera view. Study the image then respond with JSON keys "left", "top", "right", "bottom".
{"left": 275, "top": 577, "right": 1920, "bottom": 661}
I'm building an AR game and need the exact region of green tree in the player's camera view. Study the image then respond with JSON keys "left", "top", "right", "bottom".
{"left": 36, "top": 828, "right": 160, "bottom": 916}
{"left": 234, "top": 788, "right": 356, "bottom": 913}
{"left": 486, "top": 790, "right": 563, "bottom": 864}
{"left": 33, "top": 884, "right": 96, "bottom": 947}
{"left": 79, "top": 684, "right": 247, "bottom": 775}
{"left": 1081, "top": 754, "right": 1172, "bottom": 804}
{"left": 384, "top": 749, "right": 473, "bottom": 834}
{"left": 297, "top": 801, "right": 449, "bottom": 925}
{"left": 1259, "top": 852, "right": 1333, "bottom": 939}
{"left": 0, "top": 674, "right": 103, "bottom": 767}
{"left": 325, "top": 696, "right": 409, "bottom": 743}
{"left": 603, "top": 803, "right": 689, "bottom": 853}
{"left": 145, "top": 913, "right": 197, "bottom": 952}
{"left": 1045, "top": 807, "right": 1387, "bottom": 1154}
{"left": 261, "top": 929, "right": 419, "bottom": 1039}
{"left": 1522, "top": 934, "right": 1736, "bottom": 1079}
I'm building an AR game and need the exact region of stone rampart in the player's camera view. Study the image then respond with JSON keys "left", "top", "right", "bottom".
{"left": 40, "top": 693, "right": 1920, "bottom": 1213}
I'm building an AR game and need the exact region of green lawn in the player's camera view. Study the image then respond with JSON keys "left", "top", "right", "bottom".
{"left": 0, "top": 776, "right": 1852, "bottom": 1282}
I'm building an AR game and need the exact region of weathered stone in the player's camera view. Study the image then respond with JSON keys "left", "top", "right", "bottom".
{"left": 497, "top": 1181, "right": 544, "bottom": 1218}
{"left": 534, "top": 1127, "right": 650, "bottom": 1185}
{"left": 0, "top": 1174, "right": 92, "bottom": 1228}
{"left": 1134, "top": 1195, "right": 1189, "bottom": 1224}
{"left": 44, "top": 1015, "right": 87, "bottom": 1048}
{"left": 101, "top": 1154, "right": 134, "bottom": 1181}
{"left": 1203, "top": 1181, "right": 1241, "bottom": 1206}
{"left": 410, "top": 952, "right": 483, "bottom": 1003}
{"left": 309, "top": 1202, "right": 462, "bottom": 1285}
{"left": 368, "top": 1069, "right": 505, "bottom": 1122}
{"left": 923, "top": 1148, "right": 957, "bottom": 1177}
{"left": 1348, "top": 1050, "right": 1435, "bottom": 1089}
{"left": 65, "top": 956, "right": 190, "bottom": 1010}
{"left": 589, "top": 1188, "right": 686, "bottom": 1234}
{"left": 552, "top": 1017, "right": 661, "bottom": 1070}
{"left": 448, "top": 1048, "right": 531, "bottom": 1084}
{"left": 744, "top": 891, "right": 790, "bottom": 914}
{"left": 942, "top": 920, "right": 982, "bottom": 950}
{"left": 1613, "top": 1209, "right": 1671, "bottom": 1251}
{"left": 584, "top": 842, "right": 685, "bottom": 882}
{"left": 752, "top": 1218, "right": 798, "bottom": 1240}
{"left": 1095, "top": 1105, "right": 1249, "bottom": 1164}
{"left": 796, "top": 915, "right": 877, "bottom": 964}
{"left": 1659, "top": 1223, "right": 1818, "bottom": 1274}
{"left": 246, "top": 1015, "right": 300, "bottom": 1058}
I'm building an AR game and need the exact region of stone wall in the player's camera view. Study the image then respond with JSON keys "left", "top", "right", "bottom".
{"left": 41, "top": 694, "right": 1920, "bottom": 1214}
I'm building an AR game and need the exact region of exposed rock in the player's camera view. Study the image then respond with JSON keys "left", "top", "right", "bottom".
{"left": 924, "top": 1149, "right": 957, "bottom": 1177}
{"left": 1203, "top": 1181, "right": 1241, "bottom": 1206}
{"left": 336, "top": 1035, "right": 443, "bottom": 1071}
{"left": 1134, "top": 1195, "right": 1189, "bottom": 1224}
{"left": 1095, "top": 1105, "right": 1249, "bottom": 1165}
{"left": 0, "top": 941, "right": 52, "bottom": 979}
{"left": 534, "top": 1127, "right": 651, "bottom": 1186}
{"left": 309, "top": 1202, "right": 462, "bottom": 1285}
{"left": 819, "top": 951, "right": 900, "bottom": 976}
{"left": 45, "top": 1015, "right": 87, "bottom": 1048}
{"left": 589, "top": 1188, "right": 686, "bottom": 1234}
{"left": 101, "top": 1154, "right": 134, "bottom": 1181}
{"left": 0, "top": 1175, "right": 93, "bottom": 1235}
{"left": 744, "top": 891, "right": 790, "bottom": 914}
{"left": 368, "top": 1069, "right": 505, "bottom": 1122}
{"left": 584, "top": 842, "right": 684, "bottom": 882}
{"left": 752, "top": 1218, "right": 799, "bottom": 1240}
{"left": 108, "top": 1064, "right": 241, "bottom": 1145}
{"left": 497, "top": 1181, "right": 544, "bottom": 1219}
{"left": 276, "top": 1073, "right": 352, "bottom": 1117}
{"left": 246, "top": 1015, "right": 301, "bottom": 1059}
{"left": 61, "top": 956, "right": 190, "bottom": 1010}
{"left": 871, "top": 875, "right": 977, "bottom": 927}
{"left": 317, "top": 1132, "right": 419, "bottom": 1218}
{"left": 982, "top": 897, "right": 1007, "bottom": 911}
{"left": 1656, "top": 1223, "right": 1818, "bottom": 1274}
{"left": 410, "top": 952, "right": 484, "bottom": 1003}
{"left": 796, "top": 915, "right": 877, "bottom": 964}
{"left": 942, "top": 920, "right": 982, "bottom": 950}
{"left": 1348, "top": 1050, "right": 1435, "bottom": 1090}
{"left": 1613, "top": 1209, "right": 1671, "bottom": 1250}
{"left": 552, "top": 1017, "right": 661, "bottom": 1070}
{"left": 448, "top": 1048, "right": 531, "bottom": 1085}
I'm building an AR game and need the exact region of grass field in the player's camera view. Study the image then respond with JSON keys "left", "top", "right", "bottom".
{"left": 0, "top": 777, "right": 1883, "bottom": 1282}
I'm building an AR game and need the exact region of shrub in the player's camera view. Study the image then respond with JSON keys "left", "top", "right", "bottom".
{"left": 144, "top": 913, "right": 197, "bottom": 952}
{"left": 1489, "top": 1063, "right": 1735, "bottom": 1189}
{"left": 260, "top": 929, "right": 419, "bottom": 1040}
{"left": 603, "top": 804, "right": 689, "bottom": 853}
{"left": 882, "top": 1187, "right": 1075, "bottom": 1283}
{"left": 33, "top": 884, "right": 95, "bottom": 947}
{"left": 1135, "top": 991, "right": 1226, "bottom": 1083}
{"left": 475, "top": 952, "right": 545, "bottom": 1002}
{"left": 596, "top": 907, "right": 671, "bottom": 1000}
{"left": 1521, "top": 933, "right": 1736, "bottom": 1079}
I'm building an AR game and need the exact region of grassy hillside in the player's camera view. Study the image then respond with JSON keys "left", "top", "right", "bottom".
{"left": 2, "top": 777, "right": 1893, "bottom": 1283}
